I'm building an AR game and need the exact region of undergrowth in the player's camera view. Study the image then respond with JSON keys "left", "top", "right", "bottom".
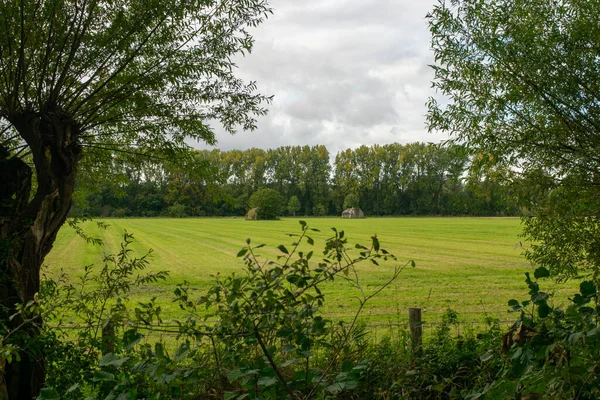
{"left": 1, "top": 221, "right": 597, "bottom": 399}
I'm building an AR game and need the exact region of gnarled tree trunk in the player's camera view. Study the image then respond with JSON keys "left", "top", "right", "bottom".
{"left": 0, "top": 111, "right": 81, "bottom": 399}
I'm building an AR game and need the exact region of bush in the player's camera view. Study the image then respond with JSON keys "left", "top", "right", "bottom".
{"left": 167, "top": 202, "right": 188, "bottom": 218}
{"left": 248, "top": 188, "right": 284, "bottom": 220}
{"left": 29, "top": 223, "right": 411, "bottom": 400}
{"left": 30, "top": 223, "right": 595, "bottom": 400}
{"left": 111, "top": 207, "right": 130, "bottom": 218}
{"left": 466, "top": 270, "right": 600, "bottom": 399}
{"left": 287, "top": 195, "right": 301, "bottom": 216}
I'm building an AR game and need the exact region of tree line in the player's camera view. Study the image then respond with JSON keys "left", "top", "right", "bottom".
{"left": 73, "top": 142, "right": 519, "bottom": 218}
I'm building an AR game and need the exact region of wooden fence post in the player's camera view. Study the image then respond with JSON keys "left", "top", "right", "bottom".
{"left": 409, "top": 307, "right": 422, "bottom": 357}
{"left": 102, "top": 319, "right": 115, "bottom": 355}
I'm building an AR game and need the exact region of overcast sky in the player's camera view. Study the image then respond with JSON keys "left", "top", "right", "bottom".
{"left": 199, "top": 0, "right": 446, "bottom": 155}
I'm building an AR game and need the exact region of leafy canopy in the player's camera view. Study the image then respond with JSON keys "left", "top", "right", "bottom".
{"left": 0, "top": 0, "right": 272, "bottom": 158}
{"left": 427, "top": 0, "right": 600, "bottom": 279}
{"left": 287, "top": 195, "right": 301, "bottom": 216}
{"left": 427, "top": 0, "right": 600, "bottom": 176}
{"left": 249, "top": 188, "right": 284, "bottom": 220}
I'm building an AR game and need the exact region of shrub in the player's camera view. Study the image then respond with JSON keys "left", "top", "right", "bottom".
{"left": 167, "top": 202, "right": 188, "bottom": 218}
{"left": 111, "top": 207, "right": 130, "bottom": 218}
{"left": 249, "top": 188, "right": 284, "bottom": 219}
{"left": 467, "top": 270, "right": 600, "bottom": 399}
{"left": 25, "top": 223, "right": 409, "bottom": 400}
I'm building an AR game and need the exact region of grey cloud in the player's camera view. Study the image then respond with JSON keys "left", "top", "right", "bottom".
{"left": 197, "top": 0, "right": 443, "bottom": 155}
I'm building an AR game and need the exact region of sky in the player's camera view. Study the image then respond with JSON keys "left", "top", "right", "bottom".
{"left": 199, "top": 0, "right": 446, "bottom": 155}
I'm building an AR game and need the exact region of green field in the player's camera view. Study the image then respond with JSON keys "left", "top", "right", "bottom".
{"left": 45, "top": 217, "right": 562, "bottom": 330}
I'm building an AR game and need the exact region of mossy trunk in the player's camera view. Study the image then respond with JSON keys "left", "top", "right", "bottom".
{"left": 0, "top": 111, "right": 81, "bottom": 399}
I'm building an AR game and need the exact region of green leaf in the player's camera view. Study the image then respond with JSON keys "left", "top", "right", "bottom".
{"left": 281, "top": 358, "right": 298, "bottom": 367}
{"left": 537, "top": 300, "right": 551, "bottom": 318}
{"left": 37, "top": 388, "right": 60, "bottom": 400}
{"left": 587, "top": 328, "right": 600, "bottom": 337}
{"left": 257, "top": 376, "right": 278, "bottom": 387}
{"left": 99, "top": 353, "right": 129, "bottom": 368}
{"left": 237, "top": 248, "right": 248, "bottom": 257}
{"left": 341, "top": 361, "right": 354, "bottom": 372}
{"left": 277, "top": 244, "right": 289, "bottom": 254}
{"left": 568, "top": 331, "right": 583, "bottom": 345}
{"left": 326, "top": 383, "right": 344, "bottom": 394}
{"left": 532, "top": 292, "right": 549, "bottom": 303}
{"left": 93, "top": 370, "right": 116, "bottom": 382}
{"left": 224, "top": 392, "right": 237, "bottom": 400}
{"left": 508, "top": 299, "right": 522, "bottom": 311}
{"left": 116, "top": 391, "right": 132, "bottom": 400}
{"left": 227, "top": 368, "right": 245, "bottom": 381}
{"left": 122, "top": 329, "right": 143, "bottom": 350}
{"left": 534, "top": 267, "right": 550, "bottom": 279}
{"left": 65, "top": 384, "right": 80, "bottom": 394}
{"left": 372, "top": 235, "right": 379, "bottom": 251}
{"left": 480, "top": 350, "right": 495, "bottom": 362}
{"left": 572, "top": 294, "right": 588, "bottom": 305}
{"left": 580, "top": 281, "right": 596, "bottom": 297}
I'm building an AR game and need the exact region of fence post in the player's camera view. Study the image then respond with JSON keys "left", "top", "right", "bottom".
{"left": 409, "top": 307, "right": 422, "bottom": 357}
{"left": 102, "top": 319, "right": 115, "bottom": 355}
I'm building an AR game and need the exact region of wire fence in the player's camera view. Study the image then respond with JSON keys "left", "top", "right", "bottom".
{"left": 48, "top": 307, "right": 517, "bottom": 346}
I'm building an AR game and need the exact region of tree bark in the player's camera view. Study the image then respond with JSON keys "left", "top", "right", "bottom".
{"left": 0, "top": 111, "right": 81, "bottom": 399}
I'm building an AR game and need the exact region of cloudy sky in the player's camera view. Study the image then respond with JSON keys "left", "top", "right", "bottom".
{"left": 201, "top": 0, "right": 446, "bottom": 155}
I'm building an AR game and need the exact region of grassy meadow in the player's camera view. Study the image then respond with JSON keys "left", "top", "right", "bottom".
{"left": 45, "top": 217, "right": 565, "bottom": 330}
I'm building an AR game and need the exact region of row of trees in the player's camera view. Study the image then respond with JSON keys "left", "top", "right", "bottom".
{"left": 73, "top": 142, "right": 519, "bottom": 218}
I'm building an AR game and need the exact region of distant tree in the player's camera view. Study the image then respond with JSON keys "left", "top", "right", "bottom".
{"left": 427, "top": 0, "right": 600, "bottom": 278}
{"left": 0, "top": 1, "right": 271, "bottom": 397}
{"left": 313, "top": 203, "right": 326, "bottom": 217}
{"left": 249, "top": 188, "right": 284, "bottom": 220}
{"left": 343, "top": 193, "right": 360, "bottom": 210}
{"left": 168, "top": 203, "right": 188, "bottom": 218}
{"left": 287, "top": 195, "right": 301, "bottom": 217}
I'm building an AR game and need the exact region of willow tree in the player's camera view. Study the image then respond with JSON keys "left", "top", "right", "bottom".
{"left": 0, "top": 0, "right": 271, "bottom": 397}
{"left": 427, "top": 0, "right": 600, "bottom": 279}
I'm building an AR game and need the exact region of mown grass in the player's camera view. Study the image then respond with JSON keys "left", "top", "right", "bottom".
{"left": 45, "top": 217, "right": 569, "bottom": 329}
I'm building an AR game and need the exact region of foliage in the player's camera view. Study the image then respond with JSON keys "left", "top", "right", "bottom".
{"left": 466, "top": 270, "right": 600, "bottom": 399}
{"left": 427, "top": 0, "right": 600, "bottom": 178}
{"left": 31, "top": 223, "right": 414, "bottom": 399}
{"left": 44, "top": 232, "right": 168, "bottom": 399}
{"left": 167, "top": 202, "right": 188, "bottom": 218}
{"left": 0, "top": 0, "right": 272, "bottom": 396}
{"left": 0, "top": 0, "right": 273, "bottom": 155}
{"left": 427, "top": 0, "right": 600, "bottom": 278}
{"left": 0, "top": 232, "right": 169, "bottom": 400}
{"left": 249, "top": 188, "right": 285, "bottom": 220}
{"left": 521, "top": 175, "right": 600, "bottom": 281}
{"left": 343, "top": 193, "right": 360, "bottom": 210}
{"left": 368, "top": 311, "right": 503, "bottom": 400}
{"left": 73, "top": 143, "right": 517, "bottom": 218}
{"left": 36, "top": 222, "right": 600, "bottom": 399}
{"left": 174, "top": 221, "right": 406, "bottom": 399}
{"left": 287, "top": 195, "right": 301, "bottom": 217}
